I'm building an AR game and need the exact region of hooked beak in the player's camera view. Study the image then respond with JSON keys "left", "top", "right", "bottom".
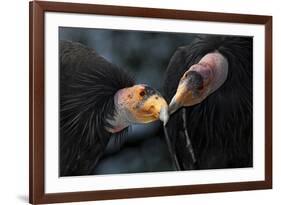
{"left": 168, "top": 95, "right": 182, "bottom": 115}
{"left": 168, "top": 73, "right": 194, "bottom": 115}
{"left": 141, "top": 94, "right": 169, "bottom": 124}
{"left": 159, "top": 106, "right": 169, "bottom": 126}
{"left": 168, "top": 70, "right": 203, "bottom": 114}
{"left": 169, "top": 71, "right": 205, "bottom": 114}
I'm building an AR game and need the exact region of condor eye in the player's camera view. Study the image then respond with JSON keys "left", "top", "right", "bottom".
{"left": 139, "top": 90, "right": 146, "bottom": 97}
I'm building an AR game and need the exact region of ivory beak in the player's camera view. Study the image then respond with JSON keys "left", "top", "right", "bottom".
{"left": 159, "top": 106, "right": 169, "bottom": 126}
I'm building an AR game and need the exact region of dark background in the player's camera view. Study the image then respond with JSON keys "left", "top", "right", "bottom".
{"left": 59, "top": 27, "right": 196, "bottom": 175}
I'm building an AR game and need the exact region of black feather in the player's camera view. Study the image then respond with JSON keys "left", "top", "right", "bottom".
{"left": 164, "top": 35, "right": 253, "bottom": 170}
{"left": 59, "top": 40, "right": 134, "bottom": 176}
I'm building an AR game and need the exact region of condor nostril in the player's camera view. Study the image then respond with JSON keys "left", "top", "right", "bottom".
{"left": 139, "top": 90, "right": 145, "bottom": 96}
{"left": 186, "top": 71, "right": 203, "bottom": 90}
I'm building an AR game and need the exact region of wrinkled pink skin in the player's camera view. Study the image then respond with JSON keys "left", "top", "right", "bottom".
{"left": 169, "top": 52, "right": 229, "bottom": 114}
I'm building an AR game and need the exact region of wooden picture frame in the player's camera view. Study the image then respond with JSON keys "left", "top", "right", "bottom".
{"left": 29, "top": 1, "right": 272, "bottom": 204}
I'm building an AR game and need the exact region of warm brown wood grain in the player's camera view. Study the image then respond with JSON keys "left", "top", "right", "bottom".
{"left": 29, "top": 1, "right": 272, "bottom": 204}
{"left": 264, "top": 17, "right": 273, "bottom": 188}
{"left": 29, "top": 1, "right": 45, "bottom": 204}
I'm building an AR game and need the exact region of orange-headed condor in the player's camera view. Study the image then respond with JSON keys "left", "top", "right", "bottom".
{"left": 60, "top": 41, "right": 169, "bottom": 176}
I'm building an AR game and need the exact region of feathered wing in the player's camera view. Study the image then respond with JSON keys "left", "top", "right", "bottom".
{"left": 59, "top": 41, "right": 134, "bottom": 176}
{"left": 164, "top": 36, "right": 253, "bottom": 170}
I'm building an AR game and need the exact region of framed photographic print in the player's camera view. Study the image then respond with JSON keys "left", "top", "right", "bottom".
{"left": 29, "top": 1, "right": 272, "bottom": 204}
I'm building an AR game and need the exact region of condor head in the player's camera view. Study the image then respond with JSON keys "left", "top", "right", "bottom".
{"left": 169, "top": 52, "right": 229, "bottom": 114}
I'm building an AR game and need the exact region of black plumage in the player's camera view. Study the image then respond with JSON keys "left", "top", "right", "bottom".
{"left": 164, "top": 35, "right": 253, "bottom": 170}
{"left": 59, "top": 41, "right": 134, "bottom": 176}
